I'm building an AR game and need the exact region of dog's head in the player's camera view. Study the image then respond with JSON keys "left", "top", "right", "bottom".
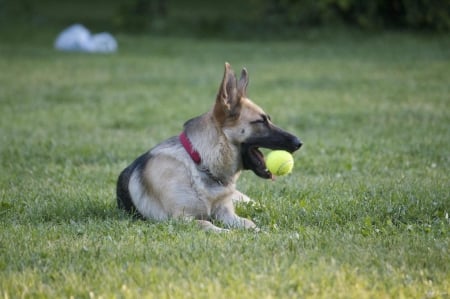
{"left": 213, "top": 63, "right": 302, "bottom": 179}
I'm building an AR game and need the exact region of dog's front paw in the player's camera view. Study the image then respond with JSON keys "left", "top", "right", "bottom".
{"left": 196, "top": 220, "right": 230, "bottom": 232}
{"left": 232, "top": 191, "right": 255, "bottom": 204}
{"left": 237, "top": 217, "right": 260, "bottom": 231}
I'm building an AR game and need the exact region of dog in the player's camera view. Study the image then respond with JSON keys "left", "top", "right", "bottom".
{"left": 116, "top": 63, "right": 302, "bottom": 231}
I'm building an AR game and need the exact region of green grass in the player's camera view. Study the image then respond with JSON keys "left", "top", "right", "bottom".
{"left": 0, "top": 29, "right": 449, "bottom": 298}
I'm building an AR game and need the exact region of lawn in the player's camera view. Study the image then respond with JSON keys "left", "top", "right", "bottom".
{"left": 0, "top": 26, "right": 449, "bottom": 298}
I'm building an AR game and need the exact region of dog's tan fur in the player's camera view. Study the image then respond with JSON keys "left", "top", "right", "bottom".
{"left": 116, "top": 63, "right": 301, "bottom": 231}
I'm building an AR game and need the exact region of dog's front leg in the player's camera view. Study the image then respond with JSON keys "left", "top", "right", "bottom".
{"left": 213, "top": 200, "right": 257, "bottom": 230}
{"left": 231, "top": 190, "right": 254, "bottom": 204}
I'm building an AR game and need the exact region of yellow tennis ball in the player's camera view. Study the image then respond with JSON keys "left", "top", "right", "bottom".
{"left": 266, "top": 150, "right": 294, "bottom": 176}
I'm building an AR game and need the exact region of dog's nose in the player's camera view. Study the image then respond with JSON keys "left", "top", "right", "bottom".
{"left": 294, "top": 138, "right": 302, "bottom": 150}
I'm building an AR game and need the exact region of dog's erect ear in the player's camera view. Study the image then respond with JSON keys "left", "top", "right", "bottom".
{"left": 237, "top": 68, "right": 249, "bottom": 98}
{"left": 214, "top": 62, "right": 241, "bottom": 123}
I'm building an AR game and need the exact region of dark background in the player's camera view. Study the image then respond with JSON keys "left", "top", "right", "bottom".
{"left": 1, "top": 0, "right": 449, "bottom": 38}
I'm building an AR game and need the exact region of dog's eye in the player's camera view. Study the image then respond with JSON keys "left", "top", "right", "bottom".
{"left": 261, "top": 115, "right": 271, "bottom": 124}
{"left": 251, "top": 119, "right": 265, "bottom": 125}
{"left": 251, "top": 114, "right": 271, "bottom": 125}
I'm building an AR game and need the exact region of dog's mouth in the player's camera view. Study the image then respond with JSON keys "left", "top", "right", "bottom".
{"left": 242, "top": 146, "right": 273, "bottom": 179}
{"left": 241, "top": 132, "right": 302, "bottom": 179}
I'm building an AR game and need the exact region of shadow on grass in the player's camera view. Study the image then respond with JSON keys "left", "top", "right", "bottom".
{"left": 2, "top": 196, "right": 128, "bottom": 225}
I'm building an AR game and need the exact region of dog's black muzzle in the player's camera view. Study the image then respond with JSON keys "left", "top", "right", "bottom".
{"left": 241, "top": 125, "right": 302, "bottom": 179}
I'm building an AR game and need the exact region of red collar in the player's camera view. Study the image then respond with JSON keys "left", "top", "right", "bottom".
{"left": 179, "top": 131, "right": 201, "bottom": 164}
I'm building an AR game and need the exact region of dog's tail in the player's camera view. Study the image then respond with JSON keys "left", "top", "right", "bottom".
{"left": 116, "top": 153, "right": 150, "bottom": 220}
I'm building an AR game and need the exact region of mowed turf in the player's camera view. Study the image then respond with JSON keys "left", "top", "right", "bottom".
{"left": 0, "top": 30, "right": 449, "bottom": 298}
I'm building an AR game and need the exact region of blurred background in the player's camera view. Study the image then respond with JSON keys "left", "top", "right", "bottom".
{"left": 1, "top": 0, "right": 448, "bottom": 38}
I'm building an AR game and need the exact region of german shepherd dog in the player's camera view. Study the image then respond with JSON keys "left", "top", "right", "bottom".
{"left": 116, "top": 63, "right": 302, "bottom": 231}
